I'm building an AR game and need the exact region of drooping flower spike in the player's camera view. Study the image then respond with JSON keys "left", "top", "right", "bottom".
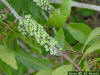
{"left": 18, "top": 15, "right": 62, "bottom": 55}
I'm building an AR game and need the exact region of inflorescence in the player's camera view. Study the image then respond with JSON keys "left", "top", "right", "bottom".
{"left": 33, "top": 0, "right": 54, "bottom": 11}
{"left": 0, "top": 14, "right": 6, "bottom": 22}
{"left": 18, "top": 15, "right": 62, "bottom": 55}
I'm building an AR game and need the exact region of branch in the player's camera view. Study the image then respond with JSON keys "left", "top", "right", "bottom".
{"left": 49, "top": 0, "right": 100, "bottom": 12}
{"left": 60, "top": 53, "right": 81, "bottom": 71}
{"left": 0, "top": 0, "right": 22, "bottom": 19}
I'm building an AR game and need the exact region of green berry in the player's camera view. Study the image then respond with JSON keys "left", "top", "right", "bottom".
{"left": 33, "top": 0, "right": 54, "bottom": 11}
{"left": 18, "top": 15, "right": 62, "bottom": 55}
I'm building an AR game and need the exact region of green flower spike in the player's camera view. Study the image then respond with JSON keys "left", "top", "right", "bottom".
{"left": 33, "top": 0, "right": 54, "bottom": 11}
{"left": 18, "top": 15, "right": 62, "bottom": 55}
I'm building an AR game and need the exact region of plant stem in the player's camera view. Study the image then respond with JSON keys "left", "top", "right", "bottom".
{"left": 60, "top": 52, "right": 81, "bottom": 71}
{"left": 0, "top": 0, "right": 22, "bottom": 19}
{"left": 49, "top": 0, "right": 100, "bottom": 12}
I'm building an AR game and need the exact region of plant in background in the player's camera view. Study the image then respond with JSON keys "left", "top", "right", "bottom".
{"left": 1, "top": 0, "right": 100, "bottom": 74}
{"left": 18, "top": 15, "right": 62, "bottom": 55}
{"left": 33, "top": 0, "right": 54, "bottom": 11}
{"left": 0, "top": 14, "right": 6, "bottom": 22}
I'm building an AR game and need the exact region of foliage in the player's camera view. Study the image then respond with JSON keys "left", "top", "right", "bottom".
{"left": 0, "top": 0, "right": 100, "bottom": 74}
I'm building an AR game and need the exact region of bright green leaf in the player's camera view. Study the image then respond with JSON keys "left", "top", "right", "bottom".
{"left": 52, "top": 65, "right": 73, "bottom": 75}
{"left": 47, "top": 0, "right": 72, "bottom": 28}
{"left": 36, "top": 69, "right": 53, "bottom": 75}
{"left": 55, "top": 28, "right": 65, "bottom": 49}
{"left": 85, "top": 39, "right": 100, "bottom": 55}
{"left": 85, "top": 27, "right": 100, "bottom": 46}
{"left": 0, "top": 45, "right": 17, "bottom": 69}
{"left": 67, "top": 23, "right": 92, "bottom": 44}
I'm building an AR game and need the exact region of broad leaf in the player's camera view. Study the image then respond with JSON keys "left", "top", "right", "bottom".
{"left": 0, "top": 60, "right": 12, "bottom": 75}
{"left": 55, "top": 28, "right": 73, "bottom": 50}
{"left": 0, "top": 45, "right": 17, "bottom": 69}
{"left": 67, "top": 23, "right": 92, "bottom": 44}
{"left": 64, "top": 28, "right": 76, "bottom": 44}
{"left": 47, "top": 0, "right": 72, "bottom": 28}
{"left": 36, "top": 69, "right": 53, "bottom": 75}
{"left": 85, "top": 39, "right": 100, "bottom": 55}
{"left": 52, "top": 65, "right": 73, "bottom": 75}
{"left": 55, "top": 28, "right": 65, "bottom": 49}
{"left": 85, "top": 27, "right": 100, "bottom": 46}
{"left": 14, "top": 45, "right": 51, "bottom": 70}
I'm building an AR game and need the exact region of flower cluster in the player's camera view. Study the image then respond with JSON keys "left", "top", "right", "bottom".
{"left": 0, "top": 14, "right": 6, "bottom": 22}
{"left": 18, "top": 15, "right": 62, "bottom": 55}
{"left": 33, "top": 0, "right": 54, "bottom": 11}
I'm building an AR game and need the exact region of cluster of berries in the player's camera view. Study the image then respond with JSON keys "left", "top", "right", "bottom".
{"left": 18, "top": 15, "right": 62, "bottom": 55}
{"left": 33, "top": 0, "right": 54, "bottom": 11}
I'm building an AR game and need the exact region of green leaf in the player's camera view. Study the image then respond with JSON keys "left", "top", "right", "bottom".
{"left": 90, "top": 58, "right": 100, "bottom": 63}
{"left": 74, "top": 43, "right": 83, "bottom": 52}
{"left": 10, "top": 0, "right": 25, "bottom": 13}
{"left": 14, "top": 45, "right": 51, "bottom": 70}
{"left": 64, "top": 41, "right": 73, "bottom": 51}
{"left": 28, "top": 1, "right": 46, "bottom": 24}
{"left": 36, "top": 69, "right": 53, "bottom": 75}
{"left": 47, "top": 0, "right": 72, "bottom": 28}
{"left": 67, "top": 23, "right": 92, "bottom": 44}
{"left": 85, "top": 27, "right": 100, "bottom": 46}
{"left": 52, "top": 65, "right": 73, "bottom": 75}
{"left": 3, "top": 31, "right": 15, "bottom": 50}
{"left": 0, "top": 60, "right": 12, "bottom": 75}
{"left": 0, "top": 45, "right": 17, "bottom": 69}
{"left": 84, "top": 59, "right": 90, "bottom": 71}
{"left": 85, "top": 39, "right": 100, "bottom": 55}
{"left": 55, "top": 28, "right": 65, "bottom": 49}
{"left": 76, "top": 8, "right": 95, "bottom": 16}
{"left": 64, "top": 28, "right": 75, "bottom": 44}
{"left": 54, "top": 28, "right": 73, "bottom": 50}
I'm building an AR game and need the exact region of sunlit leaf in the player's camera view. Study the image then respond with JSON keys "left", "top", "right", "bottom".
{"left": 85, "top": 39, "right": 100, "bottom": 55}
{"left": 52, "top": 65, "right": 73, "bottom": 75}
{"left": 85, "top": 27, "right": 100, "bottom": 46}
{"left": 47, "top": 0, "right": 72, "bottom": 28}
{"left": 36, "top": 69, "right": 53, "bottom": 75}
{"left": 67, "top": 23, "right": 92, "bottom": 44}
{"left": 0, "top": 45, "right": 17, "bottom": 69}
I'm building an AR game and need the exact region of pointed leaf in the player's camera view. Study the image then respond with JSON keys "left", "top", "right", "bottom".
{"left": 67, "top": 23, "right": 92, "bottom": 44}
{"left": 55, "top": 28, "right": 64, "bottom": 49}
{"left": 36, "top": 69, "right": 53, "bottom": 75}
{"left": 85, "top": 27, "right": 100, "bottom": 46}
{"left": 47, "top": 0, "right": 72, "bottom": 28}
{"left": 0, "top": 45, "right": 17, "bottom": 69}
{"left": 14, "top": 45, "right": 51, "bottom": 70}
{"left": 85, "top": 39, "right": 100, "bottom": 55}
{"left": 52, "top": 65, "right": 73, "bottom": 75}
